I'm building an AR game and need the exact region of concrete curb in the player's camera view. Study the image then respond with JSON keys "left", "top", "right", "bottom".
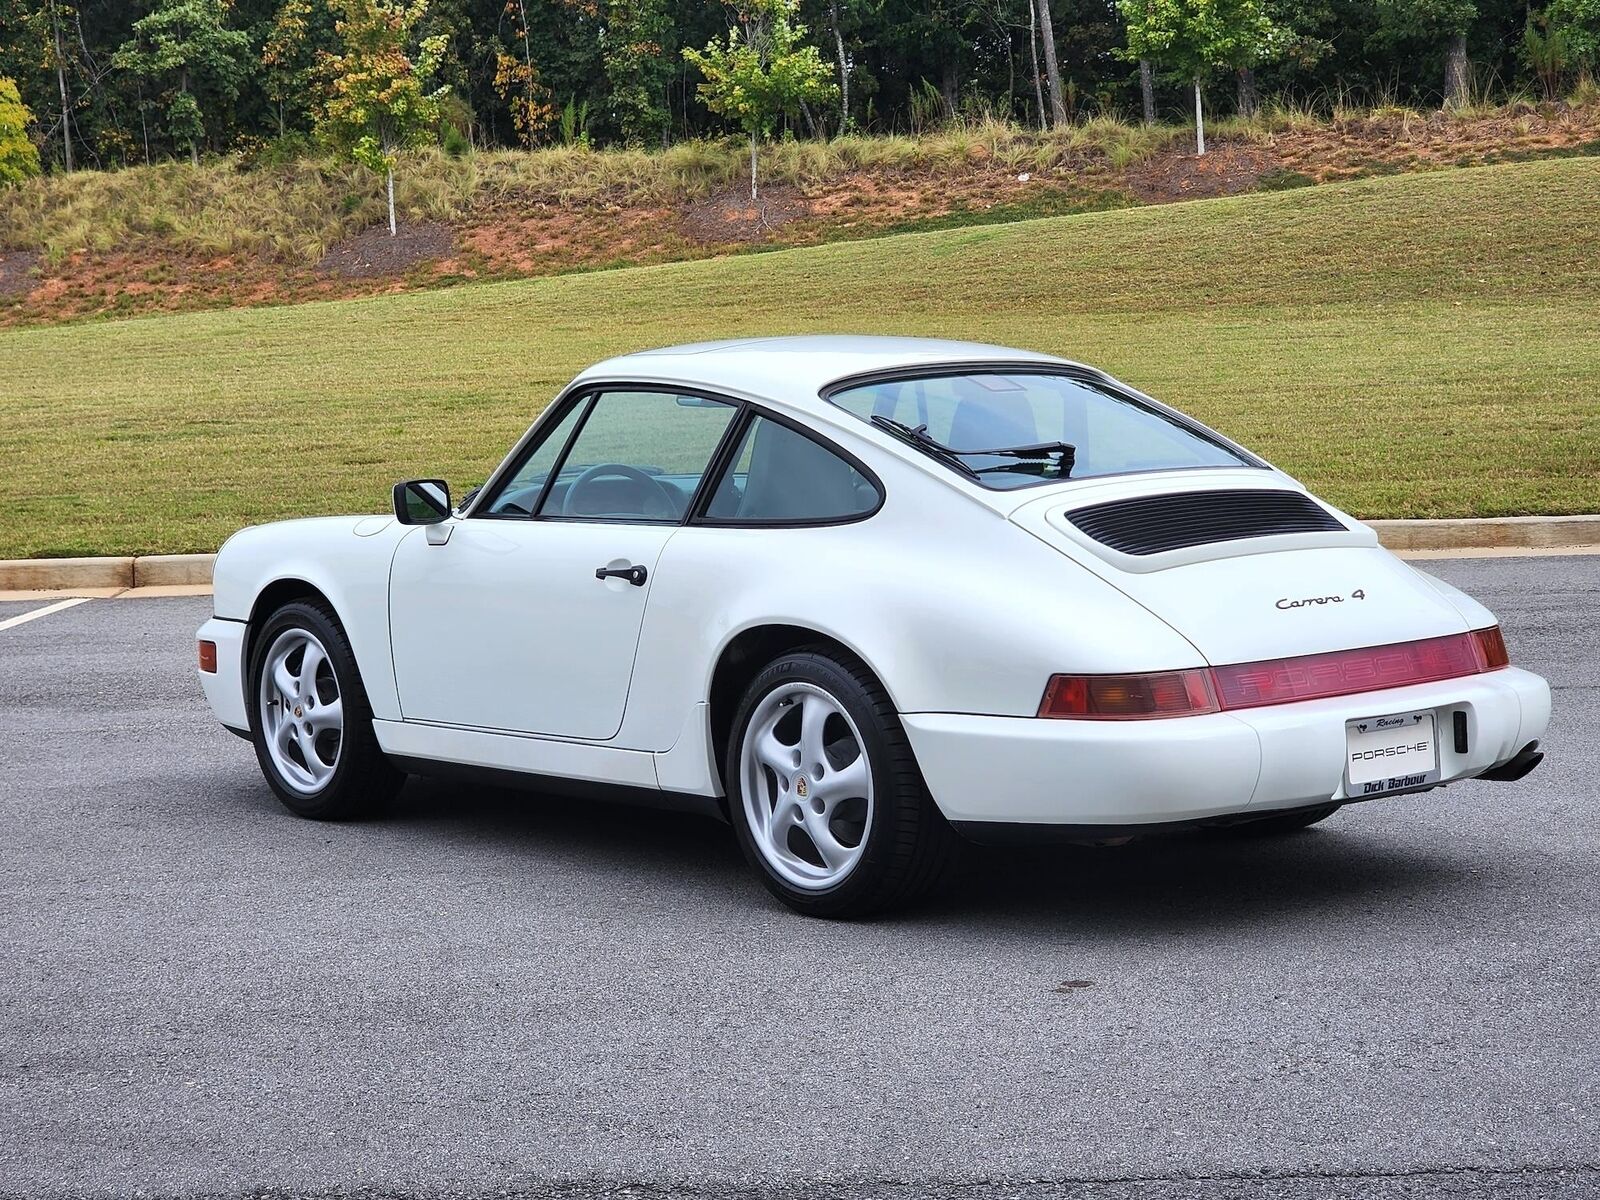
{"left": 0, "top": 516, "right": 1595, "bottom": 593}
{"left": 0, "top": 553, "right": 216, "bottom": 592}
{"left": 1365, "top": 514, "right": 1600, "bottom": 552}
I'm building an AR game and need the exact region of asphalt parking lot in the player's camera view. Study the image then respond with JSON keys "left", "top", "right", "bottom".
{"left": 0, "top": 556, "right": 1595, "bottom": 1200}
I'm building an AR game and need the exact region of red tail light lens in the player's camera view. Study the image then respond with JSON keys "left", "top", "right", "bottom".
{"left": 1470, "top": 625, "right": 1509, "bottom": 670}
{"left": 1040, "top": 627, "right": 1511, "bottom": 719}
{"left": 1039, "top": 669, "right": 1219, "bottom": 719}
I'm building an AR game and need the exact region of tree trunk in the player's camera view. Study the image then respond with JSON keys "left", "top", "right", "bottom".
{"left": 1443, "top": 32, "right": 1471, "bottom": 107}
{"left": 749, "top": 131, "right": 758, "bottom": 201}
{"left": 138, "top": 86, "right": 150, "bottom": 166}
{"left": 49, "top": 0, "right": 73, "bottom": 171}
{"left": 939, "top": 58, "right": 958, "bottom": 115}
{"left": 1139, "top": 58, "right": 1155, "bottom": 126}
{"left": 1193, "top": 77, "right": 1205, "bottom": 155}
{"left": 829, "top": 0, "right": 849, "bottom": 133}
{"left": 1236, "top": 66, "right": 1258, "bottom": 117}
{"left": 182, "top": 69, "right": 198, "bottom": 166}
{"left": 387, "top": 167, "right": 397, "bottom": 235}
{"left": 1036, "top": 0, "right": 1067, "bottom": 128}
{"left": 1028, "top": 0, "right": 1046, "bottom": 129}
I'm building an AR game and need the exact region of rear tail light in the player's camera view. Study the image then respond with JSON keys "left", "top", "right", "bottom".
{"left": 1038, "top": 670, "right": 1218, "bottom": 719}
{"left": 1040, "top": 627, "right": 1510, "bottom": 719}
{"left": 1470, "top": 625, "right": 1509, "bottom": 670}
{"left": 198, "top": 640, "right": 217, "bottom": 674}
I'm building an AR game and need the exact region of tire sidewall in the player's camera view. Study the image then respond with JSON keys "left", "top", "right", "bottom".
{"left": 247, "top": 601, "right": 366, "bottom": 819}
{"left": 725, "top": 652, "right": 907, "bottom": 916}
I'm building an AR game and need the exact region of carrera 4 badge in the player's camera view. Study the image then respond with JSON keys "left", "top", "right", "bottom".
{"left": 1277, "top": 589, "right": 1367, "bottom": 610}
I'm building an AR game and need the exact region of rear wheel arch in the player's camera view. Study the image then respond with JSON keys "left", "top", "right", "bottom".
{"left": 708, "top": 624, "right": 900, "bottom": 798}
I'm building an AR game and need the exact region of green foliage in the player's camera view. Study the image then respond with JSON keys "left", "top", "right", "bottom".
{"left": 1523, "top": 17, "right": 1570, "bottom": 99}
{"left": 1374, "top": 0, "right": 1478, "bottom": 43}
{"left": 1548, "top": 0, "right": 1600, "bottom": 64}
{"left": 683, "top": 0, "right": 837, "bottom": 144}
{"left": 559, "top": 95, "right": 591, "bottom": 146}
{"left": 1118, "top": 0, "right": 1282, "bottom": 80}
{"left": 111, "top": 0, "right": 252, "bottom": 162}
{"left": 605, "top": 0, "right": 674, "bottom": 144}
{"left": 0, "top": 75, "right": 40, "bottom": 183}
{"left": 261, "top": 0, "right": 331, "bottom": 137}
{"left": 315, "top": 0, "right": 447, "bottom": 176}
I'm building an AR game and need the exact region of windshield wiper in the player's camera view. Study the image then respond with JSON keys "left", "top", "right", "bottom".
{"left": 870, "top": 415, "right": 1074, "bottom": 479}
{"left": 870, "top": 415, "right": 980, "bottom": 479}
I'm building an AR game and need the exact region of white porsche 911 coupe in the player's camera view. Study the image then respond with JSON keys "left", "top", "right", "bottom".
{"left": 197, "top": 336, "right": 1550, "bottom": 916}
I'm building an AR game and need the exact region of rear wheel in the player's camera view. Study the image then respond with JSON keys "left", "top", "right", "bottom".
{"left": 727, "top": 648, "right": 957, "bottom": 918}
{"left": 247, "top": 600, "right": 402, "bottom": 820}
{"left": 1224, "top": 803, "right": 1341, "bottom": 836}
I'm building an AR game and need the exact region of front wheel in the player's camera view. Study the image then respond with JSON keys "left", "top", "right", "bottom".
{"left": 726, "top": 648, "right": 957, "bottom": 918}
{"left": 247, "top": 600, "right": 402, "bottom": 820}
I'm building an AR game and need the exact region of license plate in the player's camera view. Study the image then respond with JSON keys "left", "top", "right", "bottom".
{"left": 1344, "top": 710, "right": 1440, "bottom": 798}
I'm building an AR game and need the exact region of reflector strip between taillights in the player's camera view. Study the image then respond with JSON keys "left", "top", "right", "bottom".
{"left": 1039, "top": 627, "right": 1509, "bottom": 719}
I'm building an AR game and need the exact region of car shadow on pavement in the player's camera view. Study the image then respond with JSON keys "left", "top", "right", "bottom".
{"left": 380, "top": 776, "right": 1481, "bottom": 934}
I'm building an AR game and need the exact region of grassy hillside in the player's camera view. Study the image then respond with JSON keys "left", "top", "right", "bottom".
{"left": 3, "top": 156, "right": 1598, "bottom": 558}
{"left": 5, "top": 100, "right": 1599, "bottom": 329}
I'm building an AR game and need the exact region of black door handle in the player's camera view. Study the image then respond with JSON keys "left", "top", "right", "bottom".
{"left": 595, "top": 564, "right": 648, "bottom": 586}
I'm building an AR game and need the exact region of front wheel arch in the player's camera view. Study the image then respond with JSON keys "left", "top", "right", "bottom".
{"left": 246, "top": 578, "right": 336, "bottom": 670}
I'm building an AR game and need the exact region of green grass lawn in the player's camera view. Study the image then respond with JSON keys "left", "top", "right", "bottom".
{"left": 4, "top": 156, "right": 1599, "bottom": 558}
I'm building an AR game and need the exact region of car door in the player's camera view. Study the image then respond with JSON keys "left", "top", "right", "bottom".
{"left": 388, "top": 388, "right": 740, "bottom": 741}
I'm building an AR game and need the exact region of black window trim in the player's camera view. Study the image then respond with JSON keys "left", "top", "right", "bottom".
{"left": 817, "top": 360, "right": 1268, "bottom": 491}
{"left": 465, "top": 381, "right": 884, "bottom": 530}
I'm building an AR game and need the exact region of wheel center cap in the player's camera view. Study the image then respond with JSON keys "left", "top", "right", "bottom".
{"left": 293, "top": 706, "right": 303, "bottom": 718}
{"left": 794, "top": 775, "right": 809, "bottom": 798}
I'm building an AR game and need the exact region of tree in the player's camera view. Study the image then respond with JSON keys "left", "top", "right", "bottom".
{"left": 315, "top": 0, "right": 447, "bottom": 235}
{"left": 1035, "top": 0, "right": 1067, "bottom": 127}
{"left": 0, "top": 75, "right": 41, "bottom": 182}
{"left": 1375, "top": 0, "right": 1478, "bottom": 106}
{"left": 604, "top": 0, "right": 674, "bottom": 144}
{"left": 683, "top": 0, "right": 837, "bottom": 199}
{"left": 42, "top": 0, "right": 77, "bottom": 169}
{"left": 1547, "top": 0, "right": 1600, "bottom": 69}
{"left": 495, "top": 0, "right": 554, "bottom": 146}
{"left": 261, "top": 0, "right": 320, "bottom": 138}
{"left": 1119, "top": 0, "right": 1277, "bottom": 154}
{"left": 113, "top": 0, "right": 252, "bottom": 165}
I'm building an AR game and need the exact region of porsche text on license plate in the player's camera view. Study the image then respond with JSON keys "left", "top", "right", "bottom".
{"left": 1345, "top": 710, "right": 1440, "bottom": 797}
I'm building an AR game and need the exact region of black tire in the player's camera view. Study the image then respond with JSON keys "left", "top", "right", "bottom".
{"left": 725, "top": 646, "right": 959, "bottom": 918}
{"left": 1224, "top": 803, "right": 1342, "bottom": 837}
{"left": 246, "top": 600, "right": 404, "bottom": 820}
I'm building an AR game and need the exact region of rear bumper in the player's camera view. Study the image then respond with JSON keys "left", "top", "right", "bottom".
{"left": 903, "top": 666, "right": 1551, "bottom": 827}
{"left": 197, "top": 616, "right": 249, "bottom": 734}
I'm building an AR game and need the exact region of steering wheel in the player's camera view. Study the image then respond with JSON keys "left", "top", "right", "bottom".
{"left": 563, "top": 463, "right": 679, "bottom": 520}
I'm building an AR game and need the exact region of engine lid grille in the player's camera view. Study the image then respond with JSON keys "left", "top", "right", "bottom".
{"left": 1065, "top": 488, "right": 1347, "bottom": 556}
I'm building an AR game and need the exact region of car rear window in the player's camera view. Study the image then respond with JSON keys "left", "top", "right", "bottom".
{"left": 828, "top": 371, "right": 1255, "bottom": 489}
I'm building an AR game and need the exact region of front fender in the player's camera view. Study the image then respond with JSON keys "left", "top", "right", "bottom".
{"left": 211, "top": 516, "right": 409, "bottom": 720}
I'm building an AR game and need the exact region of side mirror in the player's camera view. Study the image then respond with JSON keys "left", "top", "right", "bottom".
{"left": 393, "top": 479, "right": 451, "bottom": 525}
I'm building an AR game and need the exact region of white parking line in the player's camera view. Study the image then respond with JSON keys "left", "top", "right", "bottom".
{"left": 0, "top": 596, "right": 92, "bottom": 632}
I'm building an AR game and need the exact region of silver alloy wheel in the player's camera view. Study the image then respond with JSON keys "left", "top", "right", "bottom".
{"left": 258, "top": 627, "right": 343, "bottom": 795}
{"left": 739, "top": 681, "right": 875, "bottom": 890}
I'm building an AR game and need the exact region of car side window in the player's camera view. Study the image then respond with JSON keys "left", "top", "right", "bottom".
{"left": 535, "top": 390, "right": 738, "bottom": 522}
{"left": 703, "top": 415, "right": 880, "bottom": 524}
{"left": 482, "top": 400, "right": 587, "bottom": 516}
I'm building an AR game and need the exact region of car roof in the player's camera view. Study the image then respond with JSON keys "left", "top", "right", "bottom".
{"left": 571, "top": 335, "right": 1082, "bottom": 414}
